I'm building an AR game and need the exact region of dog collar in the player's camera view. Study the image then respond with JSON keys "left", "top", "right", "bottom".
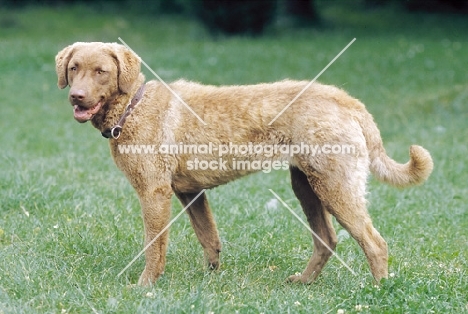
{"left": 102, "top": 83, "right": 146, "bottom": 139}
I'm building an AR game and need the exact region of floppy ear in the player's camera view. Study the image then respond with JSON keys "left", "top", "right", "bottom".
{"left": 109, "top": 44, "right": 141, "bottom": 94}
{"left": 55, "top": 44, "right": 76, "bottom": 89}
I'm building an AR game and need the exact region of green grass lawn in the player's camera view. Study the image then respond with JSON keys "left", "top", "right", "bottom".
{"left": 1, "top": 3, "right": 467, "bottom": 313}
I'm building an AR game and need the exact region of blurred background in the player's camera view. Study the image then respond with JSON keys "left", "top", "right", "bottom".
{"left": 2, "top": 0, "right": 468, "bottom": 36}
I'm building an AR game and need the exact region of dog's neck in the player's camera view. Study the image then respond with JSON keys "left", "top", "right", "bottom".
{"left": 91, "top": 73, "right": 146, "bottom": 133}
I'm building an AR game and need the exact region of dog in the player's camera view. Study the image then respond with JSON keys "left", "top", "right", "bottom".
{"left": 55, "top": 42, "right": 433, "bottom": 286}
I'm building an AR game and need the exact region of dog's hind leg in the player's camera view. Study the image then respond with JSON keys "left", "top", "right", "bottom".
{"left": 176, "top": 191, "right": 222, "bottom": 270}
{"left": 288, "top": 167, "right": 338, "bottom": 284}
{"left": 309, "top": 165, "right": 389, "bottom": 283}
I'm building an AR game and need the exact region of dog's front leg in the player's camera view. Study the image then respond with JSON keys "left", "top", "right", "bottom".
{"left": 136, "top": 184, "right": 173, "bottom": 286}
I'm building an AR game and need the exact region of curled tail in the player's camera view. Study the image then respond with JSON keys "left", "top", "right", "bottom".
{"left": 360, "top": 111, "right": 434, "bottom": 187}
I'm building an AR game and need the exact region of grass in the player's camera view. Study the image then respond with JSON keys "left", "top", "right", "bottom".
{"left": 0, "top": 2, "right": 467, "bottom": 313}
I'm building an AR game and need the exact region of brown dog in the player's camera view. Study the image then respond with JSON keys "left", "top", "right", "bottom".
{"left": 55, "top": 42, "right": 433, "bottom": 286}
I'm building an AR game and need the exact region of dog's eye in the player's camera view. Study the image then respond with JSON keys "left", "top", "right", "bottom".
{"left": 97, "top": 69, "right": 105, "bottom": 75}
{"left": 70, "top": 66, "right": 77, "bottom": 71}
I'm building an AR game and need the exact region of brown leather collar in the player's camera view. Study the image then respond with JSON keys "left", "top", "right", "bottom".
{"left": 102, "top": 83, "right": 146, "bottom": 139}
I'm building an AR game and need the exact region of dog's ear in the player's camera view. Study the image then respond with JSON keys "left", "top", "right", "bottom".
{"left": 109, "top": 44, "right": 141, "bottom": 94}
{"left": 55, "top": 44, "right": 76, "bottom": 89}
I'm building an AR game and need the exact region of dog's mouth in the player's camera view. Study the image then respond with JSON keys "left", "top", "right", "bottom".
{"left": 73, "top": 101, "right": 103, "bottom": 123}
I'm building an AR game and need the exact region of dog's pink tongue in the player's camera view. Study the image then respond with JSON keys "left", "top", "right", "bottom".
{"left": 74, "top": 105, "right": 93, "bottom": 123}
{"left": 73, "top": 102, "right": 102, "bottom": 123}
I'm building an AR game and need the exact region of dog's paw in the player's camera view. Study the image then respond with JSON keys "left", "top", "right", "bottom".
{"left": 287, "top": 272, "right": 304, "bottom": 283}
{"left": 137, "top": 268, "right": 162, "bottom": 287}
{"left": 287, "top": 272, "right": 314, "bottom": 284}
{"left": 208, "top": 261, "right": 219, "bottom": 270}
{"left": 204, "top": 249, "right": 220, "bottom": 270}
{"left": 137, "top": 274, "right": 153, "bottom": 287}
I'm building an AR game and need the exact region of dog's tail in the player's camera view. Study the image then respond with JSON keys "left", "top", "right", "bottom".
{"left": 359, "top": 111, "right": 433, "bottom": 187}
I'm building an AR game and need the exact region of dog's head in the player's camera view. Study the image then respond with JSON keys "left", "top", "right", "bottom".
{"left": 55, "top": 42, "right": 141, "bottom": 123}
